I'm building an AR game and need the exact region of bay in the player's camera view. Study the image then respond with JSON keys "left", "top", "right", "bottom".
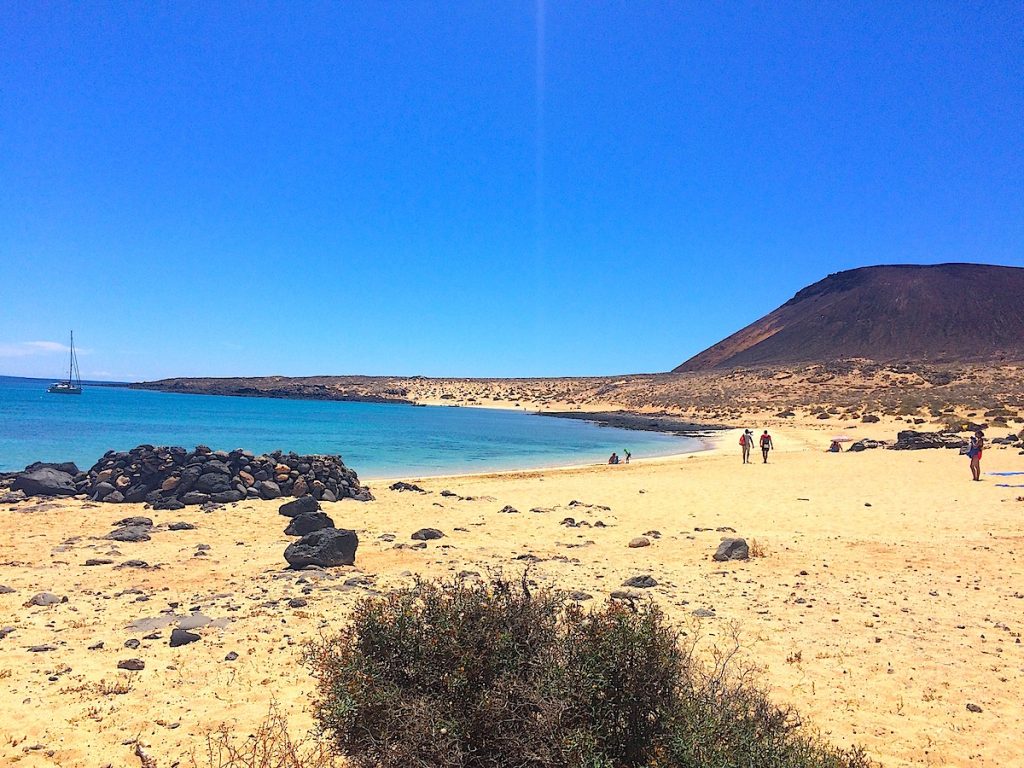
{"left": 0, "top": 376, "right": 698, "bottom": 477}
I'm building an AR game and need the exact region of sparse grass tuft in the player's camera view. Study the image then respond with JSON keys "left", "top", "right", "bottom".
{"left": 191, "top": 702, "right": 337, "bottom": 768}
{"left": 96, "top": 673, "right": 137, "bottom": 695}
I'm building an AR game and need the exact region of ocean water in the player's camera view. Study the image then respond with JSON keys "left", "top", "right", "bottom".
{"left": 0, "top": 376, "right": 698, "bottom": 477}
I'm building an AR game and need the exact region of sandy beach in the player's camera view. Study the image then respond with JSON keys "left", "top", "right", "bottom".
{"left": 1, "top": 416, "right": 1022, "bottom": 768}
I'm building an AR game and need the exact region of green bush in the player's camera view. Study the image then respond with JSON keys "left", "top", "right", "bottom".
{"left": 306, "top": 575, "right": 872, "bottom": 768}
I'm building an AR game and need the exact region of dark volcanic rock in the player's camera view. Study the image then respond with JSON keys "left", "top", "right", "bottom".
{"left": 113, "top": 517, "right": 153, "bottom": 528}
{"left": 90, "top": 482, "right": 116, "bottom": 501}
{"left": 23, "top": 461, "right": 80, "bottom": 476}
{"left": 210, "top": 490, "right": 243, "bottom": 503}
{"left": 194, "top": 473, "right": 232, "bottom": 494}
{"left": 152, "top": 497, "right": 186, "bottom": 511}
{"left": 622, "top": 575, "right": 658, "bottom": 589}
{"left": 284, "top": 511, "right": 335, "bottom": 536}
{"left": 118, "top": 658, "right": 145, "bottom": 670}
{"left": 26, "top": 592, "right": 66, "bottom": 607}
{"left": 169, "top": 628, "right": 201, "bottom": 647}
{"left": 891, "top": 430, "right": 966, "bottom": 451}
{"left": 284, "top": 528, "right": 358, "bottom": 568}
{"left": 11, "top": 445, "right": 372, "bottom": 508}
{"left": 712, "top": 538, "right": 750, "bottom": 561}
{"left": 106, "top": 526, "right": 151, "bottom": 543}
{"left": 258, "top": 480, "right": 282, "bottom": 499}
{"left": 411, "top": 528, "right": 444, "bottom": 541}
{"left": 168, "top": 521, "right": 196, "bottom": 531}
{"left": 279, "top": 495, "right": 319, "bottom": 518}
{"left": 848, "top": 439, "right": 885, "bottom": 452}
{"left": 389, "top": 481, "right": 426, "bottom": 493}
{"left": 12, "top": 468, "right": 77, "bottom": 497}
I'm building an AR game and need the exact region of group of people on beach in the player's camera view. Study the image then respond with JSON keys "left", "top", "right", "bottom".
{"left": 608, "top": 449, "right": 631, "bottom": 465}
{"left": 739, "top": 429, "right": 773, "bottom": 464}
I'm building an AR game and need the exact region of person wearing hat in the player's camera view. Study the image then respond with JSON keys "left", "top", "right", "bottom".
{"left": 739, "top": 429, "right": 754, "bottom": 464}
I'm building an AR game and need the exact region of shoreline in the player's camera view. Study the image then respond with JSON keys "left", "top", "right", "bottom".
{"left": 2, "top": 419, "right": 1023, "bottom": 767}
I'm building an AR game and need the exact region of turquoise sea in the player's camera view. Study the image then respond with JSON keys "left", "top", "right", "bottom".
{"left": 0, "top": 376, "right": 698, "bottom": 477}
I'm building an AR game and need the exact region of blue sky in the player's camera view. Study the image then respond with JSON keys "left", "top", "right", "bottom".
{"left": 2, "top": 2, "right": 1021, "bottom": 380}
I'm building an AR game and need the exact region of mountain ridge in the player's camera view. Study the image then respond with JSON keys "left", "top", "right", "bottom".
{"left": 674, "top": 263, "right": 1024, "bottom": 372}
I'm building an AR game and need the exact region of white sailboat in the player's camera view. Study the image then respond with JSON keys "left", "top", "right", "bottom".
{"left": 48, "top": 331, "right": 83, "bottom": 395}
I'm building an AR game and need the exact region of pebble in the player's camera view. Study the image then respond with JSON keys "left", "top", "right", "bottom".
{"left": 628, "top": 537, "right": 651, "bottom": 548}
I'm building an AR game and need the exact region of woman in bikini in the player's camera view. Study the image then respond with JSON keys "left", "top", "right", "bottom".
{"left": 969, "top": 430, "right": 984, "bottom": 481}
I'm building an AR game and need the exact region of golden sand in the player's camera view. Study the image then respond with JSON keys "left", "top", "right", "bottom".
{"left": 1, "top": 419, "right": 1022, "bottom": 767}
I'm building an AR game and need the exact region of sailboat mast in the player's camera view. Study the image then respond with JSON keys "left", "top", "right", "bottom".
{"left": 69, "top": 331, "right": 74, "bottom": 384}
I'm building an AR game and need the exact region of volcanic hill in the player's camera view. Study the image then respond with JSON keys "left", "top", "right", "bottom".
{"left": 674, "top": 263, "right": 1024, "bottom": 371}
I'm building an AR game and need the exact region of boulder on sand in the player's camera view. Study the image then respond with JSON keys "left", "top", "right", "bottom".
{"left": 713, "top": 537, "right": 749, "bottom": 561}
{"left": 284, "top": 528, "right": 358, "bottom": 568}
{"left": 12, "top": 468, "right": 77, "bottom": 496}
{"left": 411, "top": 528, "right": 444, "bottom": 541}
{"left": 284, "top": 511, "right": 335, "bottom": 537}
{"left": 279, "top": 495, "right": 319, "bottom": 518}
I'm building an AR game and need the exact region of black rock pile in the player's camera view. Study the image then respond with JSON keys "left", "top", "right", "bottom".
{"left": 11, "top": 445, "right": 372, "bottom": 506}
{"left": 889, "top": 431, "right": 966, "bottom": 450}
{"left": 280, "top": 495, "right": 359, "bottom": 568}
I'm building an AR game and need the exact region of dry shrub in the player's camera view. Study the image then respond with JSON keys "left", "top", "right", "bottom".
{"left": 749, "top": 539, "right": 768, "bottom": 558}
{"left": 306, "top": 574, "right": 873, "bottom": 768}
{"left": 192, "top": 702, "right": 337, "bottom": 768}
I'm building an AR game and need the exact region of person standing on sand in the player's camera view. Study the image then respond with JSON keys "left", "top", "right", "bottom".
{"left": 740, "top": 430, "right": 753, "bottom": 464}
{"left": 760, "top": 430, "right": 773, "bottom": 463}
{"left": 969, "top": 430, "right": 984, "bottom": 481}
{"left": 623, "top": 449, "right": 631, "bottom": 464}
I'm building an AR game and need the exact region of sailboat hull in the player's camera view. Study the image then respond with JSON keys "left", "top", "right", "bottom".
{"left": 48, "top": 383, "right": 82, "bottom": 395}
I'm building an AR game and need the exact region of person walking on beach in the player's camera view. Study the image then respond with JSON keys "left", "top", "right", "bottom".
{"left": 968, "top": 430, "right": 984, "bottom": 481}
{"left": 739, "top": 430, "right": 753, "bottom": 464}
{"left": 759, "top": 430, "right": 773, "bottom": 463}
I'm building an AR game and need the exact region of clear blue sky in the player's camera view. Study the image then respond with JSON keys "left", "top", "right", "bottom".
{"left": 2, "top": 2, "right": 1021, "bottom": 381}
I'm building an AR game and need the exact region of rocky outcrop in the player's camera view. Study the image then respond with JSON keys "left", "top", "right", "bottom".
{"left": 890, "top": 431, "right": 967, "bottom": 451}
{"left": 9, "top": 445, "right": 373, "bottom": 505}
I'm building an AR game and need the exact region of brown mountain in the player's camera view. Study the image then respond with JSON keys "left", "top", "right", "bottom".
{"left": 674, "top": 263, "right": 1024, "bottom": 371}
